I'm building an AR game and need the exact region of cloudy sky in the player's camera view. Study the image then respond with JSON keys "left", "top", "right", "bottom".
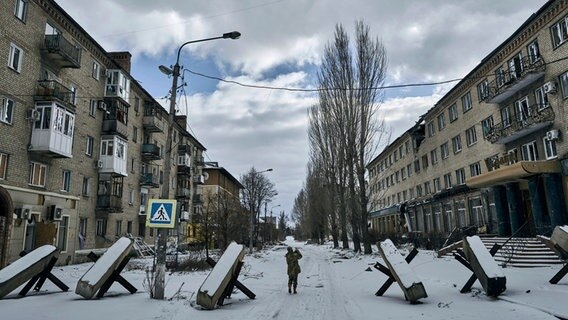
{"left": 56, "top": 0, "right": 546, "bottom": 217}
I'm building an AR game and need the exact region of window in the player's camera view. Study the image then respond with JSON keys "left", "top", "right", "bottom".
{"left": 401, "top": 167, "right": 406, "bottom": 180}
{"left": 527, "top": 40, "right": 541, "bottom": 63}
{"left": 466, "top": 126, "right": 477, "bottom": 146}
{"left": 132, "top": 126, "right": 138, "bottom": 143}
{"left": 35, "top": 106, "right": 50, "bottom": 129}
{"left": 61, "top": 170, "right": 71, "bottom": 192}
{"left": 500, "top": 107, "right": 512, "bottom": 128}
{"left": 115, "top": 220, "right": 122, "bottom": 236}
{"left": 551, "top": 15, "right": 568, "bottom": 48}
{"left": 0, "top": 153, "right": 8, "bottom": 179}
{"left": 452, "top": 135, "right": 462, "bottom": 154}
{"left": 96, "top": 219, "right": 107, "bottom": 236}
{"left": 456, "top": 168, "right": 466, "bottom": 185}
{"left": 424, "top": 181, "right": 431, "bottom": 195}
{"left": 416, "top": 185, "right": 423, "bottom": 197}
{"left": 56, "top": 216, "right": 69, "bottom": 252}
{"left": 130, "top": 157, "right": 135, "bottom": 174}
{"left": 86, "top": 136, "right": 94, "bottom": 156}
{"left": 134, "top": 97, "right": 140, "bottom": 114}
{"left": 29, "top": 162, "right": 46, "bottom": 187}
{"left": 128, "top": 189, "right": 134, "bottom": 204}
{"left": 514, "top": 96, "right": 530, "bottom": 122}
{"left": 449, "top": 103, "right": 458, "bottom": 122}
{"left": 0, "top": 97, "right": 14, "bottom": 124}
{"left": 414, "top": 159, "right": 420, "bottom": 173}
{"left": 470, "top": 162, "right": 482, "bottom": 177}
{"left": 82, "top": 177, "right": 90, "bottom": 196}
{"left": 443, "top": 173, "right": 452, "bottom": 189}
{"left": 127, "top": 221, "right": 133, "bottom": 234}
{"left": 461, "top": 92, "right": 472, "bottom": 113}
{"left": 437, "top": 113, "right": 446, "bottom": 131}
{"left": 430, "top": 149, "right": 438, "bottom": 165}
{"left": 535, "top": 86, "right": 549, "bottom": 110}
{"left": 440, "top": 142, "right": 449, "bottom": 159}
{"left": 544, "top": 136, "right": 558, "bottom": 160}
{"left": 422, "top": 155, "right": 428, "bottom": 169}
{"left": 496, "top": 66, "right": 506, "bottom": 88}
{"left": 8, "top": 43, "right": 23, "bottom": 72}
{"left": 521, "top": 141, "right": 538, "bottom": 161}
{"left": 69, "top": 84, "right": 77, "bottom": 105}
{"left": 561, "top": 71, "right": 568, "bottom": 99}
{"left": 427, "top": 121, "right": 435, "bottom": 137}
{"left": 101, "top": 140, "right": 113, "bottom": 156}
{"left": 406, "top": 164, "right": 412, "bottom": 177}
{"left": 433, "top": 178, "right": 441, "bottom": 193}
{"left": 92, "top": 61, "right": 100, "bottom": 80}
{"left": 508, "top": 52, "right": 523, "bottom": 79}
{"left": 477, "top": 79, "right": 489, "bottom": 101}
{"left": 89, "top": 99, "right": 97, "bottom": 117}
{"left": 481, "top": 116, "right": 494, "bottom": 139}
{"left": 14, "top": 0, "right": 28, "bottom": 22}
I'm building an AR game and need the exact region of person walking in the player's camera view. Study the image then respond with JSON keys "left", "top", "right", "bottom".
{"left": 285, "top": 247, "right": 302, "bottom": 294}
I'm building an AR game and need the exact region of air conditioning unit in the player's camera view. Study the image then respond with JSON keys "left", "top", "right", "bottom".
{"left": 193, "top": 175, "right": 205, "bottom": 184}
{"left": 95, "top": 160, "right": 104, "bottom": 169}
{"left": 546, "top": 129, "right": 560, "bottom": 140}
{"left": 180, "top": 211, "right": 189, "bottom": 221}
{"left": 97, "top": 100, "right": 107, "bottom": 111}
{"left": 26, "top": 109, "right": 41, "bottom": 121}
{"left": 543, "top": 81, "right": 557, "bottom": 94}
{"left": 49, "top": 205, "right": 63, "bottom": 221}
{"left": 17, "top": 205, "right": 33, "bottom": 219}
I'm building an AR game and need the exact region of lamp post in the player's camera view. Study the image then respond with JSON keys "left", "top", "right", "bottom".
{"left": 267, "top": 204, "right": 280, "bottom": 243}
{"left": 154, "top": 31, "right": 240, "bottom": 300}
{"left": 248, "top": 168, "right": 272, "bottom": 253}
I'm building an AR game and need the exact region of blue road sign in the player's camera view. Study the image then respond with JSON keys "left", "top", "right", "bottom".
{"left": 146, "top": 199, "right": 177, "bottom": 228}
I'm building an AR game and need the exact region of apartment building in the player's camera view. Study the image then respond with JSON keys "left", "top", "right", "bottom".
{"left": 0, "top": 0, "right": 206, "bottom": 265}
{"left": 368, "top": 0, "right": 568, "bottom": 243}
{"left": 186, "top": 166, "right": 244, "bottom": 249}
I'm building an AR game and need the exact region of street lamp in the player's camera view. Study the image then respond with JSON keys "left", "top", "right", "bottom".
{"left": 154, "top": 31, "right": 241, "bottom": 300}
{"left": 249, "top": 168, "right": 272, "bottom": 253}
{"left": 266, "top": 204, "right": 280, "bottom": 243}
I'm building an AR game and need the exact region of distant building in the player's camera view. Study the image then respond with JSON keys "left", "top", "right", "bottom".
{"left": 0, "top": 0, "right": 206, "bottom": 265}
{"left": 367, "top": 0, "right": 568, "bottom": 244}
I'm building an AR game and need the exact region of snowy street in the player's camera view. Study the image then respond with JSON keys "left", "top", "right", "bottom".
{"left": 1, "top": 238, "right": 568, "bottom": 320}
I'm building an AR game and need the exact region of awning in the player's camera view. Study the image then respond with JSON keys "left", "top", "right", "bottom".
{"left": 466, "top": 160, "right": 560, "bottom": 189}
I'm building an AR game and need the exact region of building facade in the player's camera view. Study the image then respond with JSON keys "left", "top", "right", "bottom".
{"left": 0, "top": 0, "right": 206, "bottom": 265}
{"left": 368, "top": 0, "right": 568, "bottom": 245}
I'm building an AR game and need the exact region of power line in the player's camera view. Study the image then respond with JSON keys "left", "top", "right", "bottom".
{"left": 185, "top": 69, "right": 463, "bottom": 92}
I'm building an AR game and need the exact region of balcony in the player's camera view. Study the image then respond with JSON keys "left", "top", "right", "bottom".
{"left": 29, "top": 103, "right": 74, "bottom": 158}
{"left": 96, "top": 195, "right": 123, "bottom": 213}
{"left": 486, "top": 104, "right": 554, "bottom": 144}
{"left": 34, "top": 81, "right": 75, "bottom": 110}
{"left": 176, "top": 187, "right": 191, "bottom": 198}
{"left": 41, "top": 34, "right": 81, "bottom": 69}
{"left": 142, "top": 116, "right": 164, "bottom": 133}
{"left": 140, "top": 173, "right": 159, "bottom": 188}
{"left": 141, "top": 144, "right": 161, "bottom": 161}
{"left": 485, "top": 56, "right": 545, "bottom": 104}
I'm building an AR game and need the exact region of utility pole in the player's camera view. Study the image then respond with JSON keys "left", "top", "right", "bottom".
{"left": 154, "top": 31, "right": 240, "bottom": 300}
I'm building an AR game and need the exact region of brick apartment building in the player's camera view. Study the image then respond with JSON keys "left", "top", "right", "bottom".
{"left": 367, "top": 0, "right": 568, "bottom": 244}
{"left": 0, "top": 0, "right": 212, "bottom": 265}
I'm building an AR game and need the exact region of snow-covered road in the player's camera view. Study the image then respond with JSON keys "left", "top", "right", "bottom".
{"left": 1, "top": 239, "right": 567, "bottom": 320}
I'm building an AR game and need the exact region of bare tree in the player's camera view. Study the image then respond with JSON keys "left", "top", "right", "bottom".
{"left": 308, "top": 21, "right": 388, "bottom": 253}
{"left": 240, "top": 167, "right": 277, "bottom": 251}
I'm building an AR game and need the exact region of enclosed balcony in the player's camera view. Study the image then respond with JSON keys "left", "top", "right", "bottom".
{"left": 485, "top": 56, "right": 545, "bottom": 104}
{"left": 105, "top": 70, "right": 130, "bottom": 102}
{"left": 141, "top": 144, "right": 161, "bottom": 161}
{"left": 176, "top": 187, "right": 191, "bottom": 198}
{"left": 102, "top": 99, "right": 129, "bottom": 138}
{"left": 140, "top": 172, "right": 159, "bottom": 188}
{"left": 486, "top": 104, "right": 554, "bottom": 144}
{"left": 29, "top": 103, "right": 74, "bottom": 158}
{"left": 34, "top": 80, "right": 75, "bottom": 110}
{"left": 41, "top": 34, "right": 81, "bottom": 69}
{"left": 177, "top": 152, "right": 191, "bottom": 174}
{"left": 96, "top": 195, "right": 123, "bottom": 213}
{"left": 98, "top": 136, "right": 128, "bottom": 176}
{"left": 143, "top": 102, "right": 164, "bottom": 132}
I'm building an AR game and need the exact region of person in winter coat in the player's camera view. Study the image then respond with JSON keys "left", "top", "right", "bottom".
{"left": 285, "top": 247, "right": 302, "bottom": 294}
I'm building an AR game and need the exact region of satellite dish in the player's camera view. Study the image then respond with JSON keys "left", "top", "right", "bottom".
{"left": 202, "top": 172, "right": 209, "bottom": 181}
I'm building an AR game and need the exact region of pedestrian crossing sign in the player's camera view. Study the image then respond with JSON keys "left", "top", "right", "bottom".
{"left": 146, "top": 199, "right": 177, "bottom": 228}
